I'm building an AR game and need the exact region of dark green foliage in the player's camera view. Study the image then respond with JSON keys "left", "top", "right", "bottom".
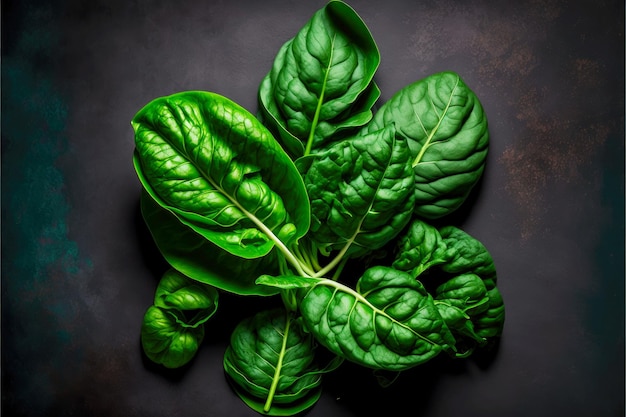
{"left": 131, "top": 2, "right": 504, "bottom": 415}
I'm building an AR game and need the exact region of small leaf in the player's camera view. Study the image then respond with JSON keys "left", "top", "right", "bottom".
{"left": 153, "top": 268, "right": 219, "bottom": 328}
{"left": 140, "top": 305, "right": 204, "bottom": 369}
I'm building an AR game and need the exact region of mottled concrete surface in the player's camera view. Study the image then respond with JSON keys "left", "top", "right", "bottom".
{"left": 2, "top": 1, "right": 624, "bottom": 416}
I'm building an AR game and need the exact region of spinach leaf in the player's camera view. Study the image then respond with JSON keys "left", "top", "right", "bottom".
{"left": 434, "top": 273, "right": 490, "bottom": 318}
{"left": 392, "top": 218, "right": 448, "bottom": 278}
{"left": 153, "top": 268, "right": 220, "bottom": 326}
{"left": 132, "top": 91, "right": 310, "bottom": 263}
{"left": 439, "top": 225, "right": 498, "bottom": 289}
{"left": 392, "top": 220, "right": 505, "bottom": 345}
{"left": 303, "top": 124, "right": 415, "bottom": 260}
{"left": 473, "top": 286, "right": 506, "bottom": 340}
{"left": 292, "top": 266, "right": 456, "bottom": 371}
{"left": 363, "top": 71, "right": 489, "bottom": 219}
{"left": 141, "top": 190, "right": 279, "bottom": 296}
{"left": 258, "top": 0, "right": 380, "bottom": 158}
{"left": 141, "top": 269, "right": 218, "bottom": 368}
{"left": 141, "top": 306, "right": 205, "bottom": 369}
{"left": 224, "top": 308, "right": 341, "bottom": 415}
{"left": 433, "top": 273, "right": 490, "bottom": 354}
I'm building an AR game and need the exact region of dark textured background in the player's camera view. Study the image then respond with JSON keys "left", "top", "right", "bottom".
{"left": 2, "top": 0, "right": 624, "bottom": 416}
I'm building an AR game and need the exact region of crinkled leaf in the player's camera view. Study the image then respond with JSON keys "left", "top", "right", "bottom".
{"left": 132, "top": 90, "right": 310, "bottom": 260}
{"left": 433, "top": 302, "right": 484, "bottom": 356}
{"left": 153, "top": 268, "right": 219, "bottom": 328}
{"left": 363, "top": 71, "right": 489, "bottom": 219}
{"left": 433, "top": 274, "right": 490, "bottom": 352}
{"left": 473, "top": 286, "right": 506, "bottom": 339}
{"left": 299, "top": 266, "right": 456, "bottom": 371}
{"left": 439, "top": 225, "right": 498, "bottom": 288}
{"left": 141, "top": 305, "right": 204, "bottom": 369}
{"left": 434, "top": 273, "right": 490, "bottom": 317}
{"left": 258, "top": 0, "right": 380, "bottom": 157}
{"left": 224, "top": 308, "right": 339, "bottom": 415}
{"left": 304, "top": 124, "right": 415, "bottom": 258}
{"left": 141, "top": 190, "right": 278, "bottom": 296}
{"left": 392, "top": 218, "right": 448, "bottom": 278}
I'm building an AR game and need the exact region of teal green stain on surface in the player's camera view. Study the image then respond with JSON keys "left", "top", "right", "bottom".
{"left": 2, "top": 3, "right": 91, "bottom": 414}
{"left": 4, "top": 57, "right": 79, "bottom": 285}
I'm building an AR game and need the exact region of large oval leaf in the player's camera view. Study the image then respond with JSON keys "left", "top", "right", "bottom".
{"left": 258, "top": 0, "right": 380, "bottom": 157}
{"left": 298, "top": 266, "right": 456, "bottom": 371}
{"left": 303, "top": 124, "right": 415, "bottom": 258}
{"left": 363, "top": 71, "right": 489, "bottom": 219}
{"left": 132, "top": 91, "right": 310, "bottom": 259}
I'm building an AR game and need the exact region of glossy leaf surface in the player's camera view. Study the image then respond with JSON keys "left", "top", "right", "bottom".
{"left": 258, "top": 0, "right": 380, "bottom": 157}
{"left": 141, "top": 305, "right": 205, "bottom": 369}
{"left": 304, "top": 124, "right": 415, "bottom": 257}
{"left": 141, "top": 269, "right": 218, "bottom": 368}
{"left": 153, "top": 268, "right": 219, "bottom": 327}
{"left": 363, "top": 71, "right": 489, "bottom": 219}
{"left": 298, "top": 266, "right": 455, "bottom": 371}
{"left": 132, "top": 91, "right": 310, "bottom": 259}
{"left": 141, "top": 191, "right": 278, "bottom": 296}
{"left": 224, "top": 308, "right": 337, "bottom": 415}
{"left": 433, "top": 273, "right": 490, "bottom": 352}
{"left": 439, "top": 225, "right": 498, "bottom": 289}
{"left": 473, "top": 286, "right": 506, "bottom": 339}
{"left": 392, "top": 218, "right": 448, "bottom": 278}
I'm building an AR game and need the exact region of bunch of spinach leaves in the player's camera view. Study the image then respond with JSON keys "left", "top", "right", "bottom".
{"left": 131, "top": 1, "right": 505, "bottom": 415}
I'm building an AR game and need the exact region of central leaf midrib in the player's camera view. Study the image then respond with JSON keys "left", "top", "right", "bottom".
{"left": 304, "top": 34, "right": 336, "bottom": 156}
{"left": 317, "top": 278, "right": 440, "bottom": 347}
{"left": 411, "top": 75, "right": 460, "bottom": 167}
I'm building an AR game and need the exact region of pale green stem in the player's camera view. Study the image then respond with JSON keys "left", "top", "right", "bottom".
{"left": 304, "top": 35, "right": 335, "bottom": 156}
{"left": 411, "top": 75, "right": 460, "bottom": 167}
{"left": 264, "top": 313, "right": 292, "bottom": 412}
{"left": 204, "top": 168, "right": 314, "bottom": 278}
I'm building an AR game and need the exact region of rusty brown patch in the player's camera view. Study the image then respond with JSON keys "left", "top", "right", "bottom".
{"left": 499, "top": 86, "right": 610, "bottom": 239}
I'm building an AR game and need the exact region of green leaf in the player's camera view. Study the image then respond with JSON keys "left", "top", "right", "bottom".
{"left": 140, "top": 305, "right": 205, "bottom": 369}
{"left": 433, "top": 273, "right": 490, "bottom": 352}
{"left": 132, "top": 90, "right": 310, "bottom": 260}
{"left": 140, "top": 269, "right": 219, "bottom": 368}
{"left": 224, "top": 308, "right": 337, "bottom": 415}
{"left": 298, "top": 266, "right": 456, "bottom": 371}
{"left": 141, "top": 190, "right": 279, "bottom": 296}
{"left": 363, "top": 71, "right": 489, "bottom": 219}
{"left": 303, "top": 124, "right": 415, "bottom": 258}
{"left": 258, "top": 0, "right": 380, "bottom": 158}
{"left": 439, "top": 225, "right": 498, "bottom": 289}
{"left": 434, "top": 273, "right": 490, "bottom": 317}
{"left": 256, "top": 274, "right": 320, "bottom": 290}
{"left": 392, "top": 218, "right": 449, "bottom": 278}
{"left": 473, "top": 286, "right": 506, "bottom": 339}
{"left": 153, "top": 268, "right": 219, "bottom": 328}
